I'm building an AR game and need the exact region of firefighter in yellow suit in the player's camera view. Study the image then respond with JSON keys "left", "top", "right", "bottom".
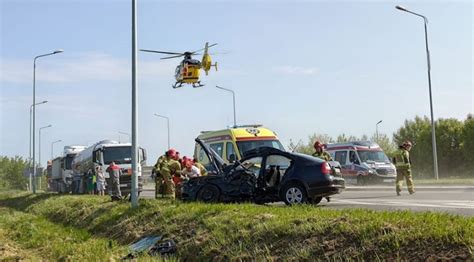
{"left": 193, "top": 158, "right": 208, "bottom": 176}
{"left": 312, "top": 141, "right": 333, "bottom": 161}
{"left": 154, "top": 149, "right": 181, "bottom": 199}
{"left": 394, "top": 141, "right": 415, "bottom": 196}
{"left": 152, "top": 153, "right": 166, "bottom": 199}
{"left": 312, "top": 141, "right": 333, "bottom": 202}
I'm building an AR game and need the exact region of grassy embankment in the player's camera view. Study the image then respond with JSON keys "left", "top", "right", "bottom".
{"left": 0, "top": 191, "right": 472, "bottom": 260}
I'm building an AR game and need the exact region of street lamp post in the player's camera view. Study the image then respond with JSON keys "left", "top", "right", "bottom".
{"left": 131, "top": 0, "right": 139, "bottom": 207}
{"left": 216, "top": 85, "right": 237, "bottom": 127}
{"left": 118, "top": 131, "right": 131, "bottom": 143}
{"left": 38, "top": 124, "right": 52, "bottom": 191}
{"left": 51, "top": 139, "right": 62, "bottom": 159}
{"left": 154, "top": 114, "right": 170, "bottom": 149}
{"left": 396, "top": 5, "right": 439, "bottom": 180}
{"left": 376, "top": 120, "right": 382, "bottom": 143}
{"left": 32, "top": 49, "right": 63, "bottom": 193}
{"left": 29, "top": 100, "right": 48, "bottom": 191}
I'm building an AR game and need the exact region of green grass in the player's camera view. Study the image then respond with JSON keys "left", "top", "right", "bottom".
{"left": 0, "top": 206, "right": 127, "bottom": 260}
{"left": 0, "top": 191, "right": 473, "bottom": 260}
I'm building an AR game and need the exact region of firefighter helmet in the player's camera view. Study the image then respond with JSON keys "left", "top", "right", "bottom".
{"left": 314, "top": 141, "right": 323, "bottom": 149}
{"left": 167, "top": 148, "right": 177, "bottom": 157}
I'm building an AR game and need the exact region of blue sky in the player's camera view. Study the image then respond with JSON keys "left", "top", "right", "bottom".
{"left": 1, "top": 0, "right": 472, "bottom": 167}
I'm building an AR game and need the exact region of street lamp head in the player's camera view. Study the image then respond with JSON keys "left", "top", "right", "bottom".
{"left": 395, "top": 5, "right": 408, "bottom": 12}
{"left": 41, "top": 100, "right": 48, "bottom": 104}
{"left": 154, "top": 113, "right": 168, "bottom": 119}
{"left": 377, "top": 120, "right": 383, "bottom": 124}
{"left": 53, "top": 49, "right": 64, "bottom": 54}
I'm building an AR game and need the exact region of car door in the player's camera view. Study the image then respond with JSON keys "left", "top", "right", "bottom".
{"left": 261, "top": 154, "right": 292, "bottom": 188}
{"left": 335, "top": 150, "right": 355, "bottom": 179}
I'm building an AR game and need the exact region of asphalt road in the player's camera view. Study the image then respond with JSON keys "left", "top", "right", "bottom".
{"left": 141, "top": 186, "right": 474, "bottom": 216}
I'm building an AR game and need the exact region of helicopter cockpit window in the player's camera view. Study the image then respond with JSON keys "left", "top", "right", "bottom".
{"left": 188, "top": 59, "right": 200, "bottom": 65}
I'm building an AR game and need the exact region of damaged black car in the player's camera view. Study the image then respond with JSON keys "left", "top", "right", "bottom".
{"left": 182, "top": 138, "right": 345, "bottom": 205}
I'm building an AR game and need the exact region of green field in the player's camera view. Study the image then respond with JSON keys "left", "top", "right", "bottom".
{"left": 0, "top": 191, "right": 472, "bottom": 260}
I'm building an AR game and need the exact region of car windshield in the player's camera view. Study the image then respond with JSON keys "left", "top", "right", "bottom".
{"left": 237, "top": 140, "right": 285, "bottom": 157}
{"left": 357, "top": 150, "right": 389, "bottom": 163}
{"left": 103, "top": 146, "right": 132, "bottom": 164}
{"left": 65, "top": 155, "right": 74, "bottom": 170}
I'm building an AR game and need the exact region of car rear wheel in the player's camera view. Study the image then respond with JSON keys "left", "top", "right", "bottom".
{"left": 282, "top": 183, "right": 308, "bottom": 205}
{"left": 196, "top": 184, "right": 221, "bottom": 203}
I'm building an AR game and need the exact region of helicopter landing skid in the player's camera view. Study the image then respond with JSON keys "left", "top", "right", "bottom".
{"left": 192, "top": 82, "right": 204, "bottom": 88}
{"left": 172, "top": 82, "right": 183, "bottom": 89}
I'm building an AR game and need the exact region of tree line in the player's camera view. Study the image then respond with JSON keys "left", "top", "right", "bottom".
{"left": 1, "top": 115, "right": 472, "bottom": 190}
{"left": 289, "top": 114, "right": 474, "bottom": 178}
{"left": 0, "top": 156, "right": 29, "bottom": 190}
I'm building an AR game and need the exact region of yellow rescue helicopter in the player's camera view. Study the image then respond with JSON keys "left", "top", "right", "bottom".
{"left": 140, "top": 42, "right": 218, "bottom": 88}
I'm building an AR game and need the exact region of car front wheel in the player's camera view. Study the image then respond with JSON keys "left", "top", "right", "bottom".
{"left": 282, "top": 183, "right": 308, "bottom": 205}
{"left": 196, "top": 184, "right": 221, "bottom": 203}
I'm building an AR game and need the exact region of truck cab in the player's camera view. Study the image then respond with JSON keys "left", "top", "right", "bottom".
{"left": 91, "top": 141, "right": 147, "bottom": 196}
{"left": 325, "top": 141, "right": 396, "bottom": 185}
{"left": 69, "top": 140, "right": 147, "bottom": 195}
{"left": 48, "top": 145, "right": 86, "bottom": 193}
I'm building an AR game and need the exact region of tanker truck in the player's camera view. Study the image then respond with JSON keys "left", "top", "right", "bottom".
{"left": 71, "top": 140, "right": 147, "bottom": 196}
{"left": 48, "top": 145, "right": 86, "bottom": 193}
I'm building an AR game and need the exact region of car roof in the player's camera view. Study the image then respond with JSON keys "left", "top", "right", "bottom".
{"left": 241, "top": 147, "right": 325, "bottom": 164}
{"left": 240, "top": 146, "right": 288, "bottom": 158}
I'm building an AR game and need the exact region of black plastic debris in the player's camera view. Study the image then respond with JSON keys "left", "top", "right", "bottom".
{"left": 149, "top": 239, "right": 177, "bottom": 256}
{"left": 123, "top": 236, "right": 177, "bottom": 259}
{"left": 111, "top": 195, "right": 122, "bottom": 201}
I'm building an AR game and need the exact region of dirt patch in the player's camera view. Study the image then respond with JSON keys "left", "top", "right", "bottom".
{"left": 397, "top": 241, "right": 472, "bottom": 261}
{"left": 0, "top": 238, "right": 39, "bottom": 261}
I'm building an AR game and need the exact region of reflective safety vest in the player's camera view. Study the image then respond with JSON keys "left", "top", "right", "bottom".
{"left": 153, "top": 155, "right": 166, "bottom": 174}
{"left": 394, "top": 149, "right": 411, "bottom": 170}
{"left": 159, "top": 159, "right": 181, "bottom": 178}
{"left": 312, "top": 151, "right": 333, "bottom": 161}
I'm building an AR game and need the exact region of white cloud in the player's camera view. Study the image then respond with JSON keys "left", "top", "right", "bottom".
{"left": 272, "top": 65, "right": 319, "bottom": 76}
{"left": 0, "top": 52, "right": 176, "bottom": 84}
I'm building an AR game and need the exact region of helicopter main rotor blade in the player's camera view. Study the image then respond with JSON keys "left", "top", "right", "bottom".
{"left": 190, "top": 43, "right": 218, "bottom": 54}
{"left": 207, "top": 51, "right": 230, "bottom": 55}
{"left": 160, "top": 54, "right": 185, "bottom": 60}
{"left": 140, "top": 49, "right": 184, "bottom": 55}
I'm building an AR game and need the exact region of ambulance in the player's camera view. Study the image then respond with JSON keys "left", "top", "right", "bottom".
{"left": 325, "top": 141, "right": 396, "bottom": 185}
{"left": 194, "top": 125, "right": 285, "bottom": 168}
